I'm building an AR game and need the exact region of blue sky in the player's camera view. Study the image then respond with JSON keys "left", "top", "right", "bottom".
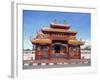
{"left": 23, "top": 10, "right": 91, "bottom": 49}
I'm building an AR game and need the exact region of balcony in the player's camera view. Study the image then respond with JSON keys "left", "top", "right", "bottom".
{"left": 50, "top": 34, "right": 68, "bottom": 40}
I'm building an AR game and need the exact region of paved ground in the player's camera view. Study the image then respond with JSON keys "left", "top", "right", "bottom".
{"left": 23, "top": 62, "right": 90, "bottom": 69}
{"left": 24, "top": 58, "right": 90, "bottom": 63}
{"left": 23, "top": 59, "right": 91, "bottom": 69}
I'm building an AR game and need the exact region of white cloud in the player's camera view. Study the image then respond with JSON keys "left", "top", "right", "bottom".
{"left": 42, "top": 27, "right": 50, "bottom": 29}
{"left": 81, "top": 40, "right": 91, "bottom": 49}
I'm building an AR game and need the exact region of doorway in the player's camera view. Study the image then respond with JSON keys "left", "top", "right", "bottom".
{"left": 54, "top": 45, "right": 60, "bottom": 53}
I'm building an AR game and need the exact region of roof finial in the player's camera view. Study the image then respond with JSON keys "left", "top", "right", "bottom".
{"left": 63, "top": 20, "right": 67, "bottom": 24}
{"left": 52, "top": 19, "right": 57, "bottom": 24}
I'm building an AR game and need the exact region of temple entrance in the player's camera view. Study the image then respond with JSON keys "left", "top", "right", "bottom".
{"left": 54, "top": 45, "right": 60, "bottom": 53}
{"left": 51, "top": 40, "right": 67, "bottom": 58}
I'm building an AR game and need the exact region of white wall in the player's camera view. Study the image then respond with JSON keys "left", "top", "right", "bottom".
{"left": 0, "top": 0, "right": 100, "bottom": 80}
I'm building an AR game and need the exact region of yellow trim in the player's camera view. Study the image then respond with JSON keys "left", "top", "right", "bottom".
{"left": 68, "top": 40, "right": 84, "bottom": 45}
{"left": 31, "top": 39, "right": 51, "bottom": 44}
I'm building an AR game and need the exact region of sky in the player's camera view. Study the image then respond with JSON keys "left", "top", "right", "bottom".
{"left": 23, "top": 10, "right": 91, "bottom": 49}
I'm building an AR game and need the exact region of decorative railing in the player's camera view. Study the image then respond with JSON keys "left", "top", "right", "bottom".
{"left": 50, "top": 35, "right": 68, "bottom": 40}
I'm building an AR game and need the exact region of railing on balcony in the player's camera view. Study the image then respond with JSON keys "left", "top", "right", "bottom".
{"left": 50, "top": 34, "right": 68, "bottom": 40}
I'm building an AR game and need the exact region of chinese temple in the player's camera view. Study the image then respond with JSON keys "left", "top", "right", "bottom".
{"left": 31, "top": 22, "right": 84, "bottom": 60}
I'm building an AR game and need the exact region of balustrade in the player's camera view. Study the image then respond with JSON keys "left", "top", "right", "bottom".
{"left": 50, "top": 34, "right": 68, "bottom": 40}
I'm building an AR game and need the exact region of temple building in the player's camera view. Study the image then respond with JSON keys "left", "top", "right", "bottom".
{"left": 31, "top": 22, "right": 84, "bottom": 60}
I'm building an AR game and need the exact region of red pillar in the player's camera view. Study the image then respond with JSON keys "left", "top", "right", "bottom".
{"left": 67, "top": 45, "right": 70, "bottom": 59}
{"left": 35, "top": 45, "right": 38, "bottom": 60}
{"left": 32, "top": 44, "right": 34, "bottom": 54}
{"left": 78, "top": 45, "right": 81, "bottom": 59}
{"left": 48, "top": 45, "right": 51, "bottom": 60}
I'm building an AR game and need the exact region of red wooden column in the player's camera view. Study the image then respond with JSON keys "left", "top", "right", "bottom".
{"left": 48, "top": 45, "right": 51, "bottom": 60}
{"left": 32, "top": 44, "right": 34, "bottom": 54}
{"left": 35, "top": 45, "right": 37, "bottom": 60}
{"left": 78, "top": 45, "right": 81, "bottom": 59}
{"left": 67, "top": 44, "right": 70, "bottom": 59}
{"left": 48, "top": 34, "right": 52, "bottom": 60}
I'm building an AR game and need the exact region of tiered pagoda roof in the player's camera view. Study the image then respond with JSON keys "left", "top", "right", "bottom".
{"left": 42, "top": 28, "right": 77, "bottom": 34}
{"left": 50, "top": 23, "right": 70, "bottom": 29}
{"left": 41, "top": 23, "right": 77, "bottom": 35}
{"left": 31, "top": 22, "right": 84, "bottom": 45}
